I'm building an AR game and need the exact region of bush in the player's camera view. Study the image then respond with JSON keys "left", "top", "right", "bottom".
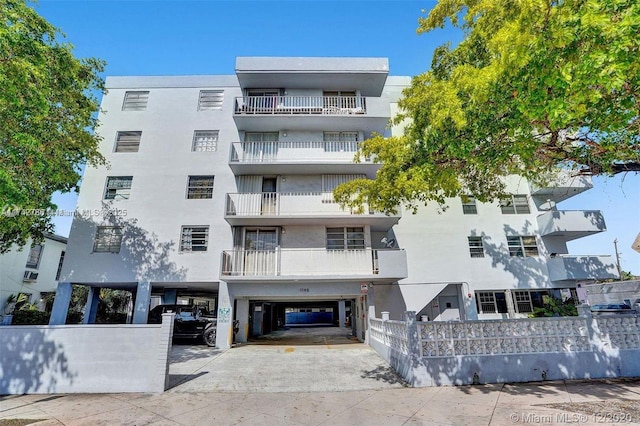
{"left": 11, "top": 310, "right": 50, "bottom": 325}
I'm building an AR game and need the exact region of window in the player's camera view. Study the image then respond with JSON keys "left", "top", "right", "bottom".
{"left": 55, "top": 251, "right": 65, "bottom": 280}
{"left": 507, "top": 236, "right": 539, "bottom": 257}
{"left": 461, "top": 196, "right": 477, "bottom": 214}
{"left": 513, "top": 290, "right": 549, "bottom": 313}
{"left": 198, "top": 90, "right": 224, "bottom": 110}
{"left": 500, "top": 194, "right": 530, "bottom": 214}
{"left": 476, "top": 291, "right": 508, "bottom": 314}
{"left": 115, "top": 131, "right": 142, "bottom": 152}
{"left": 25, "top": 244, "right": 43, "bottom": 268}
{"left": 321, "top": 174, "right": 365, "bottom": 203}
{"left": 326, "top": 227, "right": 365, "bottom": 250}
{"left": 122, "top": 91, "right": 149, "bottom": 111}
{"left": 93, "top": 227, "right": 123, "bottom": 253}
{"left": 180, "top": 226, "right": 209, "bottom": 252}
{"left": 468, "top": 237, "right": 484, "bottom": 258}
{"left": 192, "top": 131, "right": 219, "bottom": 152}
{"left": 187, "top": 176, "right": 214, "bottom": 199}
{"left": 323, "top": 132, "right": 358, "bottom": 152}
{"left": 105, "top": 176, "right": 133, "bottom": 200}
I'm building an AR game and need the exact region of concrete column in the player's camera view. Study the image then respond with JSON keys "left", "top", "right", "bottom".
{"left": 462, "top": 282, "right": 478, "bottom": 320}
{"left": 216, "top": 281, "right": 233, "bottom": 349}
{"left": 162, "top": 289, "right": 177, "bottom": 305}
{"left": 83, "top": 286, "right": 100, "bottom": 324}
{"left": 365, "top": 284, "right": 376, "bottom": 344}
{"left": 505, "top": 289, "right": 516, "bottom": 318}
{"left": 155, "top": 312, "right": 175, "bottom": 392}
{"left": 49, "top": 282, "right": 73, "bottom": 325}
{"left": 338, "top": 300, "right": 346, "bottom": 328}
{"left": 235, "top": 298, "right": 249, "bottom": 343}
{"left": 132, "top": 281, "right": 151, "bottom": 324}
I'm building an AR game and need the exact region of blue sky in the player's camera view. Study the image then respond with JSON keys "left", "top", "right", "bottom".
{"left": 37, "top": 0, "right": 639, "bottom": 273}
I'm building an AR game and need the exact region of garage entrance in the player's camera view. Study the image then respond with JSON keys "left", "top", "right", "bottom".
{"left": 245, "top": 298, "right": 363, "bottom": 344}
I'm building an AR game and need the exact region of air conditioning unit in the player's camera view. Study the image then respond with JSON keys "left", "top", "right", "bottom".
{"left": 23, "top": 271, "right": 38, "bottom": 282}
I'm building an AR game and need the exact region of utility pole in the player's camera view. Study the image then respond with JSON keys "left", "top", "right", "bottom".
{"left": 613, "top": 238, "right": 623, "bottom": 280}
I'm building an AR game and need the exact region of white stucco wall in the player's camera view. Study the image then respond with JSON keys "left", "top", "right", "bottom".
{"left": 0, "top": 313, "right": 173, "bottom": 394}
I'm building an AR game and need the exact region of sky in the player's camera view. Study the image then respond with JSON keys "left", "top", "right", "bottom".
{"left": 36, "top": 0, "right": 639, "bottom": 274}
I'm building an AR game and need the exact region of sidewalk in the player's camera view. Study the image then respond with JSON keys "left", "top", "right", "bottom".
{"left": 1, "top": 378, "right": 639, "bottom": 425}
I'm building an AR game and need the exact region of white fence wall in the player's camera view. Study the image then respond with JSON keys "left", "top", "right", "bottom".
{"left": 369, "top": 312, "right": 640, "bottom": 386}
{"left": 0, "top": 313, "right": 174, "bottom": 394}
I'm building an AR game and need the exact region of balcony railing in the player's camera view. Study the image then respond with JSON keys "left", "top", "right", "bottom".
{"left": 230, "top": 141, "right": 371, "bottom": 164}
{"left": 226, "top": 192, "right": 376, "bottom": 216}
{"left": 221, "top": 248, "right": 406, "bottom": 277}
{"left": 234, "top": 96, "right": 367, "bottom": 115}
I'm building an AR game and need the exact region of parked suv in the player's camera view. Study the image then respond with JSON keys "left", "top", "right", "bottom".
{"left": 148, "top": 304, "right": 217, "bottom": 346}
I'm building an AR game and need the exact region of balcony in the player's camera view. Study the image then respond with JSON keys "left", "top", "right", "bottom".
{"left": 547, "top": 255, "right": 618, "bottom": 282}
{"left": 221, "top": 248, "right": 407, "bottom": 282}
{"left": 537, "top": 210, "right": 606, "bottom": 241}
{"left": 232, "top": 96, "right": 389, "bottom": 132}
{"left": 530, "top": 172, "right": 593, "bottom": 203}
{"left": 225, "top": 192, "right": 400, "bottom": 230}
{"left": 229, "top": 141, "right": 379, "bottom": 177}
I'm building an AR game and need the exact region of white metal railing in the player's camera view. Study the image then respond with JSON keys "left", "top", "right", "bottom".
{"left": 225, "top": 192, "right": 376, "bottom": 216}
{"left": 221, "top": 248, "right": 384, "bottom": 276}
{"left": 234, "top": 96, "right": 367, "bottom": 115}
{"left": 230, "top": 141, "right": 369, "bottom": 163}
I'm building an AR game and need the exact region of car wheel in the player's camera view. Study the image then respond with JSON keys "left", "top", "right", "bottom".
{"left": 203, "top": 327, "right": 216, "bottom": 347}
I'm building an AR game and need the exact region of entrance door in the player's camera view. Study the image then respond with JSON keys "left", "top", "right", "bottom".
{"left": 261, "top": 177, "right": 277, "bottom": 215}
{"left": 438, "top": 295, "right": 461, "bottom": 321}
{"left": 244, "top": 229, "right": 278, "bottom": 275}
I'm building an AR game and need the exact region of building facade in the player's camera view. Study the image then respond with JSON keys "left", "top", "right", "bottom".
{"left": 56, "top": 57, "right": 618, "bottom": 348}
{"left": 1, "top": 234, "right": 67, "bottom": 316}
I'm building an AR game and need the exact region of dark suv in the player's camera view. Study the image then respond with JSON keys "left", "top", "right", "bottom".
{"left": 148, "top": 304, "right": 217, "bottom": 346}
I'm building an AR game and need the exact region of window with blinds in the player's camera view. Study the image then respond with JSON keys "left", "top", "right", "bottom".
{"left": 192, "top": 130, "right": 219, "bottom": 152}
{"left": 326, "top": 227, "right": 365, "bottom": 250}
{"left": 468, "top": 236, "right": 485, "bottom": 258}
{"left": 115, "top": 131, "right": 142, "bottom": 152}
{"left": 198, "top": 90, "right": 224, "bottom": 110}
{"left": 122, "top": 91, "right": 149, "bottom": 111}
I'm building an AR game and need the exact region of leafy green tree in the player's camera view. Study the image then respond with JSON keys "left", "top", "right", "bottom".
{"left": 0, "top": 0, "right": 106, "bottom": 252}
{"left": 529, "top": 295, "right": 578, "bottom": 317}
{"left": 335, "top": 0, "right": 639, "bottom": 213}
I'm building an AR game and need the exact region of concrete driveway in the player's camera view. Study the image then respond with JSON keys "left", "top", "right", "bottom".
{"left": 168, "top": 326, "right": 407, "bottom": 393}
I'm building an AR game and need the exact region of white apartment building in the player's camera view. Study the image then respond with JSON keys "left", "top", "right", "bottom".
{"left": 54, "top": 57, "right": 618, "bottom": 348}
{"left": 1, "top": 234, "right": 67, "bottom": 315}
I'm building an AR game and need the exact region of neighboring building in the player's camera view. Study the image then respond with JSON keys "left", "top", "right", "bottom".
{"left": 1, "top": 234, "right": 67, "bottom": 314}
{"left": 55, "top": 57, "right": 618, "bottom": 347}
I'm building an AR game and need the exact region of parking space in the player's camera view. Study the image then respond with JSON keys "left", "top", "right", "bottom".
{"left": 168, "top": 327, "right": 407, "bottom": 393}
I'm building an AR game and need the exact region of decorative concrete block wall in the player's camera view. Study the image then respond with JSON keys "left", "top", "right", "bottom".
{"left": 0, "top": 313, "right": 174, "bottom": 394}
{"left": 369, "top": 312, "right": 640, "bottom": 386}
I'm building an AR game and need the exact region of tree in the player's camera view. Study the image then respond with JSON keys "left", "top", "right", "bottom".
{"left": 0, "top": 0, "right": 106, "bottom": 252}
{"left": 335, "top": 0, "right": 639, "bottom": 214}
